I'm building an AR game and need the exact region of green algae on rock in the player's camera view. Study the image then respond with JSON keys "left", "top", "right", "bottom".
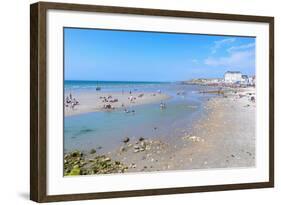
{"left": 64, "top": 151, "right": 127, "bottom": 176}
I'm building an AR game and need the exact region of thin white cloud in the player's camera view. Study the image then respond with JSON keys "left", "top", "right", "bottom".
{"left": 227, "top": 42, "right": 255, "bottom": 53}
{"left": 205, "top": 39, "right": 255, "bottom": 69}
{"left": 204, "top": 49, "right": 255, "bottom": 69}
{"left": 211, "top": 38, "right": 236, "bottom": 54}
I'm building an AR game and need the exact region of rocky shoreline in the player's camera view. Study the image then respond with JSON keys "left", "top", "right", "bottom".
{"left": 64, "top": 137, "right": 170, "bottom": 175}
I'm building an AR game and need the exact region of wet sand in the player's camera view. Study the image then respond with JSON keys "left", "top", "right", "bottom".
{"left": 65, "top": 91, "right": 170, "bottom": 116}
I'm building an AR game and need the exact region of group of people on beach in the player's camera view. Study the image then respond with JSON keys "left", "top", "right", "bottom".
{"left": 65, "top": 89, "right": 167, "bottom": 113}
{"left": 99, "top": 89, "right": 167, "bottom": 113}
{"left": 65, "top": 93, "right": 79, "bottom": 109}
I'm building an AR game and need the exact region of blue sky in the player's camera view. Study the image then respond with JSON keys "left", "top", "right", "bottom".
{"left": 64, "top": 28, "right": 255, "bottom": 82}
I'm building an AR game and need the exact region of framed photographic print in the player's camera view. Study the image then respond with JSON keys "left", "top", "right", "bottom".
{"left": 30, "top": 1, "right": 274, "bottom": 202}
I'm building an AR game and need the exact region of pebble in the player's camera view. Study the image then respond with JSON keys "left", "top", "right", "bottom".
{"left": 139, "top": 137, "right": 145, "bottom": 141}
{"left": 120, "top": 147, "right": 126, "bottom": 152}
{"left": 123, "top": 137, "right": 130, "bottom": 143}
{"left": 104, "top": 157, "right": 111, "bottom": 162}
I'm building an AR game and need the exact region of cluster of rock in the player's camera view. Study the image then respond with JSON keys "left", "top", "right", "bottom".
{"left": 86, "top": 155, "right": 128, "bottom": 174}
{"left": 120, "top": 137, "right": 166, "bottom": 155}
{"left": 116, "top": 137, "right": 169, "bottom": 172}
{"left": 182, "top": 134, "right": 205, "bottom": 142}
{"left": 64, "top": 137, "right": 169, "bottom": 175}
{"left": 64, "top": 150, "right": 128, "bottom": 176}
{"left": 133, "top": 137, "right": 150, "bottom": 153}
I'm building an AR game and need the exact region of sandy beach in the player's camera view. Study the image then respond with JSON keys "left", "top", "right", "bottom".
{"left": 64, "top": 87, "right": 256, "bottom": 175}
{"left": 65, "top": 91, "right": 170, "bottom": 116}
{"left": 172, "top": 87, "right": 256, "bottom": 170}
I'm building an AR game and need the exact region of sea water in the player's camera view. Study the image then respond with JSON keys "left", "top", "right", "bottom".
{"left": 64, "top": 81, "right": 213, "bottom": 153}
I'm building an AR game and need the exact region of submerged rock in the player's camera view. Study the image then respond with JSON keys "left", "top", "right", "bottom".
{"left": 90, "top": 149, "right": 96, "bottom": 154}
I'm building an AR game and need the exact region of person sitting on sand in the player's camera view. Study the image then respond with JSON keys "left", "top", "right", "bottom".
{"left": 104, "top": 104, "right": 112, "bottom": 109}
{"left": 73, "top": 98, "right": 79, "bottom": 105}
{"left": 71, "top": 102, "right": 75, "bottom": 110}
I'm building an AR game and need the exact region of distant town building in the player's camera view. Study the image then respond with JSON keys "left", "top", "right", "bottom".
{"left": 224, "top": 71, "right": 242, "bottom": 83}
{"left": 185, "top": 72, "right": 255, "bottom": 87}
{"left": 185, "top": 78, "right": 222, "bottom": 85}
{"left": 248, "top": 76, "right": 255, "bottom": 86}
{"left": 241, "top": 75, "right": 249, "bottom": 84}
{"left": 208, "top": 78, "right": 222, "bottom": 83}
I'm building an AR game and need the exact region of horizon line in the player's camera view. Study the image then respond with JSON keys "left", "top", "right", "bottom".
{"left": 64, "top": 79, "right": 175, "bottom": 82}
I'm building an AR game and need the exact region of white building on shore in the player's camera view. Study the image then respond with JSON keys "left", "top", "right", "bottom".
{"left": 224, "top": 71, "right": 242, "bottom": 83}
